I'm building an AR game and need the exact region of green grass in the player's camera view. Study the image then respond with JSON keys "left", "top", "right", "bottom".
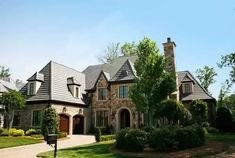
{"left": 37, "top": 141, "right": 136, "bottom": 158}
{"left": 0, "top": 136, "right": 41, "bottom": 149}
{"left": 206, "top": 133, "right": 235, "bottom": 146}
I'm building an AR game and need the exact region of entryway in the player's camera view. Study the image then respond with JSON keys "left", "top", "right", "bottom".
{"left": 120, "top": 109, "right": 130, "bottom": 129}
{"left": 73, "top": 115, "right": 84, "bottom": 134}
{"left": 59, "top": 114, "right": 69, "bottom": 134}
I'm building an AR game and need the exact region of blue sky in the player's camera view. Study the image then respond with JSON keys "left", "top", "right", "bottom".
{"left": 0, "top": 0, "right": 234, "bottom": 98}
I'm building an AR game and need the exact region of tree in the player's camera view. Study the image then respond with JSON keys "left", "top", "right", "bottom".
{"left": 98, "top": 43, "right": 120, "bottom": 63}
{"left": 0, "top": 66, "right": 10, "bottom": 78}
{"left": 218, "top": 52, "right": 235, "bottom": 83}
{"left": 189, "top": 100, "right": 208, "bottom": 125}
{"left": 217, "top": 81, "right": 231, "bottom": 107}
{"left": 223, "top": 94, "right": 235, "bottom": 110}
{"left": 216, "top": 107, "right": 234, "bottom": 132}
{"left": 41, "top": 107, "right": 59, "bottom": 137}
{"left": 121, "top": 42, "right": 138, "bottom": 56}
{"left": 129, "top": 37, "right": 176, "bottom": 126}
{"left": 195, "top": 66, "right": 217, "bottom": 92}
{"left": 0, "top": 91, "right": 25, "bottom": 129}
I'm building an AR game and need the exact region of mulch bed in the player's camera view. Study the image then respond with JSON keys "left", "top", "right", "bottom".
{"left": 111, "top": 141, "right": 228, "bottom": 158}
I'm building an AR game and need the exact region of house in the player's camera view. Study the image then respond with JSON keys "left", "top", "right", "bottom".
{"left": 0, "top": 78, "right": 23, "bottom": 127}
{"left": 17, "top": 38, "right": 215, "bottom": 134}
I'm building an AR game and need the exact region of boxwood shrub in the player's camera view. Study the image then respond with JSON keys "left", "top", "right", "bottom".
{"left": 1, "top": 129, "right": 9, "bottom": 136}
{"left": 100, "top": 135, "right": 115, "bottom": 141}
{"left": 9, "top": 128, "right": 25, "bottom": 136}
{"left": 116, "top": 128, "right": 130, "bottom": 149}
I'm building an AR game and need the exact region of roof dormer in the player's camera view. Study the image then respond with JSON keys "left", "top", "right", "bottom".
{"left": 67, "top": 77, "right": 81, "bottom": 98}
{"left": 27, "top": 72, "right": 44, "bottom": 95}
{"left": 181, "top": 74, "right": 195, "bottom": 94}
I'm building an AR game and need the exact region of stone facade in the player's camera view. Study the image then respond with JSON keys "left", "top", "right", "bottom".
{"left": 91, "top": 73, "right": 141, "bottom": 132}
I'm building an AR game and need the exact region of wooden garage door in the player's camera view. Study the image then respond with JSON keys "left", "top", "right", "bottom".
{"left": 59, "top": 114, "right": 69, "bottom": 134}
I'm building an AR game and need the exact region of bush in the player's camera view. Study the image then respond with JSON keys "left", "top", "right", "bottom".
{"left": 41, "top": 107, "right": 59, "bottom": 138}
{"left": 0, "top": 127, "right": 4, "bottom": 135}
{"left": 89, "top": 124, "right": 96, "bottom": 134}
{"left": 141, "top": 126, "right": 155, "bottom": 144}
{"left": 58, "top": 132, "right": 67, "bottom": 138}
{"left": 124, "top": 128, "right": 147, "bottom": 152}
{"left": 149, "top": 126, "right": 177, "bottom": 151}
{"left": 1, "top": 129, "right": 9, "bottom": 136}
{"left": 206, "top": 127, "right": 219, "bottom": 133}
{"left": 26, "top": 129, "right": 37, "bottom": 136}
{"left": 116, "top": 128, "right": 130, "bottom": 149}
{"left": 95, "top": 128, "right": 101, "bottom": 142}
{"left": 104, "top": 125, "right": 114, "bottom": 134}
{"left": 190, "top": 100, "right": 208, "bottom": 125}
{"left": 100, "top": 135, "right": 115, "bottom": 141}
{"left": 30, "top": 134, "right": 43, "bottom": 139}
{"left": 9, "top": 128, "right": 25, "bottom": 137}
{"left": 216, "top": 107, "right": 234, "bottom": 132}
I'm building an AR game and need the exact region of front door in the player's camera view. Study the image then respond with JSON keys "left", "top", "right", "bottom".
{"left": 73, "top": 115, "right": 84, "bottom": 134}
{"left": 120, "top": 109, "right": 130, "bottom": 129}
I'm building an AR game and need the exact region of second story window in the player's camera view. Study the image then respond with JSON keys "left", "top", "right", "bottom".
{"left": 29, "top": 82, "right": 34, "bottom": 95}
{"left": 75, "top": 87, "right": 80, "bottom": 98}
{"left": 183, "top": 83, "right": 192, "bottom": 94}
{"left": 119, "top": 85, "right": 128, "bottom": 98}
{"left": 98, "top": 88, "right": 107, "bottom": 100}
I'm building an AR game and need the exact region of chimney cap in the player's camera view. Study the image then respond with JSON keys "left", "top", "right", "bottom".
{"left": 163, "top": 37, "right": 176, "bottom": 47}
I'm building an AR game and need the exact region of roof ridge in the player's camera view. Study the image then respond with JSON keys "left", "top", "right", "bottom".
{"left": 50, "top": 60, "right": 84, "bottom": 74}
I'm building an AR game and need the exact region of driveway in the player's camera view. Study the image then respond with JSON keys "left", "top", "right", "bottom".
{"left": 0, "top": 135, "right": 95, "bottom": 158}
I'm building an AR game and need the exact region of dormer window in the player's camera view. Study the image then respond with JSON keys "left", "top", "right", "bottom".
{"left": 75, "top": 86, "right": 80, "bottom": 98}
{"left": 182, "top": 82, "right": 193, "bottom": 94}
{"left": 27, "top": 72, "right": 44, "bottom": 95}
{"left": 67, "top": 77, "right": 81, "bottom": 98}
{"left": 29, "top": 82, "right": 35, "bottom": 95}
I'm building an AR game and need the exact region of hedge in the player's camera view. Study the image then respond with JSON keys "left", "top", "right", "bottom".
{"left": 100, "top": 135, "right": 115, "bottom": 141}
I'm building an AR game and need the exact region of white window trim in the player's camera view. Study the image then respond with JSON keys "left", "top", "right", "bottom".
{"left": 118, "top": 85, "right": 129, "bottom": 99}
{"left": 97, "top": 87, "right": 108, "bottom": 101}
{"left": 94, "top": 109, "right": 109, "bottom": 128}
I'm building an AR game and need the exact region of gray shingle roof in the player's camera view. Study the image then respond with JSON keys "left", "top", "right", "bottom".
{"left": 0, "top": 78, "right": 19, "bottom": 93}
{"left": 82, "top": 55, "right": 138, "bottom": 90}
{"left": 21, "top": 61, "right": 87, "bottom": 105}
{"left": 177, "top": 71, "right": 214, "bottom": 101}
{"left": 27, "top": 72, "right": 44, "bottom": 82}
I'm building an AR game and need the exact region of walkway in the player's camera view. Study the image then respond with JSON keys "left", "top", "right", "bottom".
{"left": 0, "top": 135, "right": 95, "bottom": 158}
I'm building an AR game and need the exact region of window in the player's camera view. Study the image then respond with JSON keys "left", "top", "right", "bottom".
{"left": 96, "top": 111, "right": 108, "bottom": 127}
{"left": 13, "top": 111, "right": 21, "bottom": 127}
{"left": 29, "top": 82, "right": 34, "bottom": 95}
{"left": 184, "top": 83, "right": 191, "bottom": 94}
{"left": 119, "top": 86, "right": 128, "bottom": 98}
{"left": 32, "top": 110, "right": 42, "bottom": 126}
{"left": 75, "top": 87, "right": 80, "bottom": 98}
{"left": 98, "top": 88, "right": 107, "bottom": 100}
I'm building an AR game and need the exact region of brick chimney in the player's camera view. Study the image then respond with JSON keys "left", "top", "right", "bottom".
{"left": 162, "top": 37, "right": 176, "bottom": 73}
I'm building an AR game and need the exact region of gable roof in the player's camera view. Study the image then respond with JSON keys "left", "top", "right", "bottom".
{"left": 0, "top": 78, "right": 19, "bottom": 93}
{"left": 82, "top": 55, "right": 138, "bottom": 90}
{"left": 177, "top": 71, "right": 215, "bottom": 101}
{"left": 20, "top": 61, "right": 87, "bottom": 106}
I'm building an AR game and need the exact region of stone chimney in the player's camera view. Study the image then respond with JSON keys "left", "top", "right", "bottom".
{"left": 162, "top": 37, "right": 176, "bottom": 73}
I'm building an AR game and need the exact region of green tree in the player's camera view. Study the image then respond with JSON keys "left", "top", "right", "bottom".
{"left": 98, "top": 43, "right": 120, "bottom": 63}
{"left": 129, "top": 37, "right": 176, "bottom": 126}
{"left": 41, "top": 107, "right": 59, "bottom": 137}
{"left": 0, "top": 66, "right": 10, "bottom": 78}
{"left": 217, "top": 81, "right": 231, "bottom": 107}
{"left": 121, "top": 42, "right": 138, "bottom": 56}
{"left": 196, "top": 66, "right": 217, "bottom": 92}
{"left": 0, "top": 91, "right": 25, "bottom": 129}
{"left": 189, "top": 100, "right": 208, "bottom": 125}
{"left": 216, "top": 107, "right": 234, "bottom": 132}
{"left": 223, "top": 94, "right": 235, "bottom": 110}
{"left": 218, "top": 52, "right": 235, "bottom": 83}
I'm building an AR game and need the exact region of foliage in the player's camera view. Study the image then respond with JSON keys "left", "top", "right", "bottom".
{"left": 0, "top": 137, "right": 41, "bottom": 149}
{"left": 216, "top": 107, "right": 234, "bottom": 132}
{"left": 95, "top": 128, "right": 101, "bottom": 142}
{"left": 1, "top": 129, "right": 9, "bottom": 136}
{"left": 98, "top": 43, "right": 120, "bottom": 63}
{"left": 221, "top": 94, "right": 235, "bottom": 110}
{"left": 0, "top": 128, "right": 4, "bottom": 135}
{"left": 217, "top": 81, "right": 232, "bottom": 107}
{"left": 100, "top": 135, "right": 115, "bottom": 141}
{"left": 58, "top": 132, "right": 67, "bottom": 138}
{"left": 156, "top": 100, "right": 192, "bottom": 126}
{"left": 9, "top": 128, "right": 25, "bottom": 136}
{"left": 195, "top": 66, "right": 217, "bottom": 92}
{"left": 121, "top": 42, "right": 138, "bottom": 56}
{"left": 104, "top": 124, "right": 114, "bottom": 134}
{"left": 124, "top": 128, "right": 147, "bottom": 152}
{"left": 149, "top": 126, "right": 176, "bottom": 151}
{"left": 190, "top": 100, "right": 208, "bottom": 125}
{"left": 0, "top": 66, "right": 10, "bottom": 78}
{"left": 218, "top": 52, "right": 235, "bottom": 83}
{"left": 25, "top": 128, "right": 41, "bottom": 136}
{"left": 41, "top": 107, "right": 59, "bottom": 138}
{"left": 116, "top": 128, "right": 130, "bottom": 149}
{"left": 0, "top": 91, "right": 25, "bottom": 129}
{"left": 206, "top": 126, "right": 219, "bottom": 133}
{"left": 129, "top": 38, "right": 176, "bottom": 126}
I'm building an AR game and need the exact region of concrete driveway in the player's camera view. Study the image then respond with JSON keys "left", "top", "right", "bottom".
{"left": 0, "top": 135, "right": 95, "bottom": 158}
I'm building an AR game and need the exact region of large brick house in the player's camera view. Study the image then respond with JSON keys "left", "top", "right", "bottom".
{"left": 17, "top": 38, "right": 215, "bottom": 134}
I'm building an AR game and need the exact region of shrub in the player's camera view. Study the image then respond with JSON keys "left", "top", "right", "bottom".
{"left": 9, "top": 128, "right": 25, "bottom": 136}
{"left": 190, "top": 100, "right": 208, "bottom": 125}
{"left": 141, "top": 126, "right": 155, "bottom": 144}
{"left": 0, "top": 127, "right": 4, "bottom": 135}
{"left": 95, "top": 128, "right": 101, "bottom": 142}
{"left": 206, "top": 126, "right": 219, "bottom": 133}
{"left": 41, "top": 107, "right": 59, "bottom": 138}
{"left": 216, "top": 107, "right": 234, "bottom": 132}
{"left": 124, "top": 128, "right": 147, "bottom": 152}
{"left": 30, "top": 134, "right": 43, "bottom": 139}
{"left": 26, "top": 129, "right": 37, "bottom": 136}
{"left": 149, "top": 127, "right": 176, "bottom": 151}
{"left": 58, "top": 132, "right": 67, "bottom": 138}
{"left": 104, "top": 125, "right": 114, "bottom": 134}
{"left": 100, "top": 135, "right": 115, "bottom": 141}
{"left": 116, "top": 128, "right": 130, "bottom": 149}
{"left": 89, "top": 124, "right": 96, "bottom": 134}
{"left": 1, "top": 129, "right": 9, "bottom": 136}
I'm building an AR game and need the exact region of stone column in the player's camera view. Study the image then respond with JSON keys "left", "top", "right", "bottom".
{"left": 69, "top": 116, "right": 73, "bottom": 135}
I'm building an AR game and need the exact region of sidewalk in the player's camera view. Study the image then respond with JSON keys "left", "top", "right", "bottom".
{"left": 0, "top": 135, "right": 95, "bottom": 158}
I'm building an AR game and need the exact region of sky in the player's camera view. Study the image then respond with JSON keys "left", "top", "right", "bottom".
{"left": 0, "top": 0, "right": 234, "bottom": 99}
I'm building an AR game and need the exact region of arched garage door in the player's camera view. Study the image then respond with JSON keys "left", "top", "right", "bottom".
{"left": 59, "top": 114, "right": 69, "bottom": 134}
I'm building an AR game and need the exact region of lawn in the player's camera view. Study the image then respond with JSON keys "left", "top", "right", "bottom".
{"left": 206, "top": 133, "right": 235, "bottom": 146}
{"left": 37, "top": 141, "right": 136, "bottom": 158}
{"left": 0, "top": 136, "right": 41, "bottom": 149}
